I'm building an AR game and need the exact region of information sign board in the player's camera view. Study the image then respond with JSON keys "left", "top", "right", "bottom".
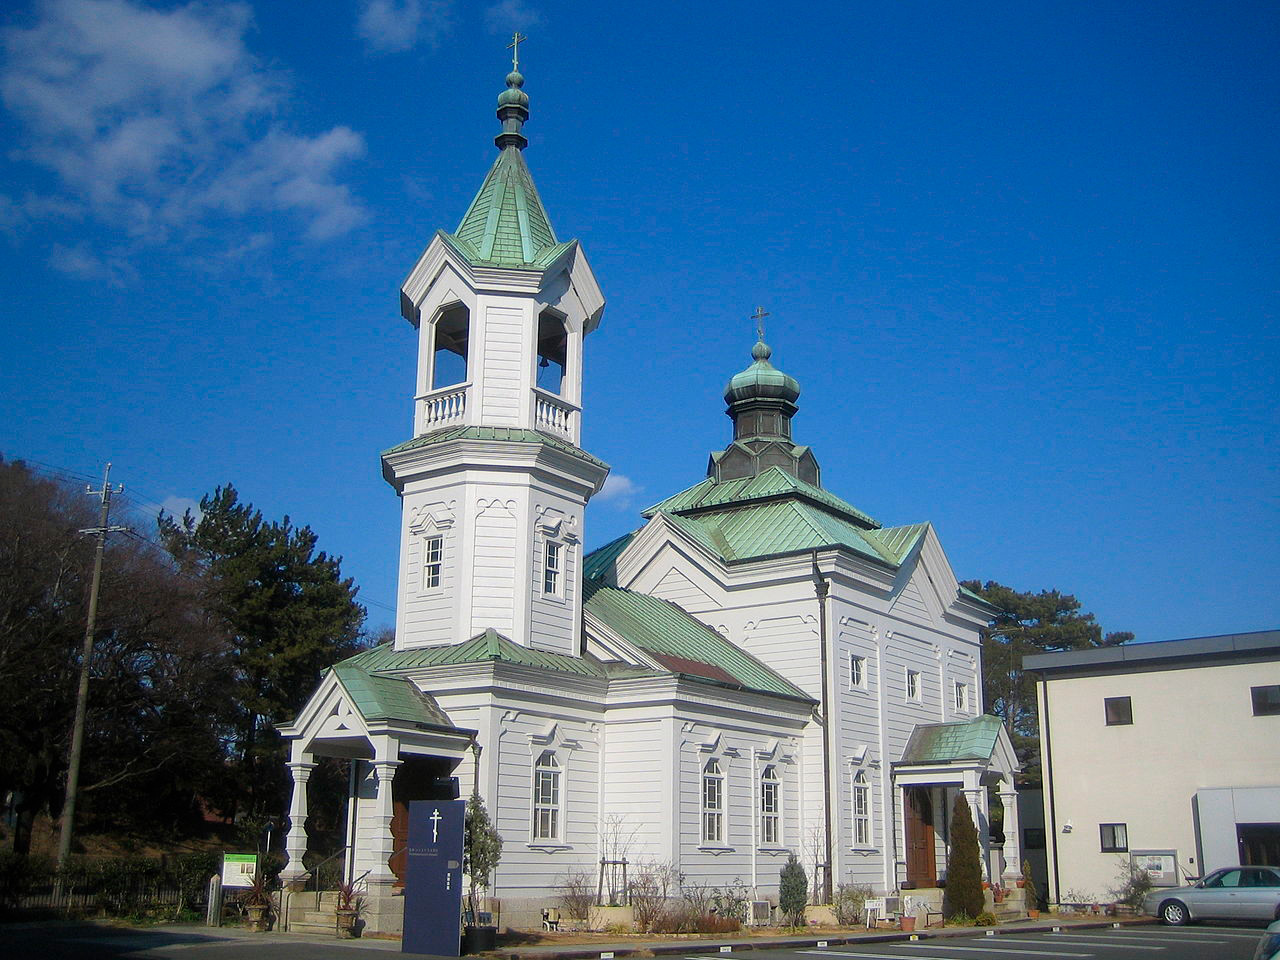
{"left": 402, "top": 799, "right": 465, "bottom": 957}
{"left": 221, "top": 853, "right": 257, "bottom": 889}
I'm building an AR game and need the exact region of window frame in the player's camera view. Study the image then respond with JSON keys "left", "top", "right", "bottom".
{"left": 851, "top": 769, "right": 872, "bottom": 848}
{"left": 1251, "top": 685, "right": 1280, "bottom": 717}
{"left": 701, "top": 758, "right": 725, "bottom": 846}
{"left": 1099, "top": 822, "right": 1128, "bottom": 853}
{"left": 1104, "top": 696, "right": 1133, "bottom": 726}
{"left": 542, "top": 540, "right": 563, "bottom": 597}
{"left": 759, "top": 764, "right": 781, "bottom": 847}
{"left": 849, "top": 653, "right": 866, "bottom": 691}
{"left": 905, "top": 668, "right": 921, "bottom": 703}
{"left": 532, "top": 750, "right": 562, "bottom": 843}
{"left": 421, "top": 534, "right": 443, "bottom": 591}
{"left": 954, "top": 680, "right": 968, "bottom": 713}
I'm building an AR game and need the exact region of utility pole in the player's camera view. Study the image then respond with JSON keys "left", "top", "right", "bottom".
{"left": 56, "top": 462, "right": 125, "bottom": 869}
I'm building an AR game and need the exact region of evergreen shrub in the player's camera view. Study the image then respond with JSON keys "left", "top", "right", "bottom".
{"left": 779, "top": 854, "right": 808, "bottom": 928}
{"left": 942, "top": 795, "right": 984, "bottom": 920}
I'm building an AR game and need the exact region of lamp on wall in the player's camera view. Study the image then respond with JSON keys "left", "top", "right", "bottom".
{"left": 1062, "top": 821, "right": 1074, "bottom": 834}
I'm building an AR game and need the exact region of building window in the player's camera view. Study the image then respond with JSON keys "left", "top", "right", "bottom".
{"left": 1104, "top": 696, "right": 1133, "bottom": 726}
{"left": 906, "top": 669, "right": 921, "bottom": 702}
{"left": 1251, "top": 685, "right": 1280, "bottom": 716}
{"left": 422, "top": 535, "right": 443, "bottom": 590}
{"left": 760, "top": 765, "right": 780, "bottom": 845}
{"left": 1100, "top": 822, "right": 1128, "bottom": 852}
{"left": 536, "top": 311, "right": 568, "bottom": 394}
{"left": 1023, "top": 827, "right": 1046, "bottom": 850}
{"left": 701, "top": 759, "right": 724, "bottom": 844}
{"left": 954, "top": 681, "right": 968, "bottom": 713}
{"left": 532, "top": 750, "right": 561, "bottom": 841}
{"left": 543, "top": 541, "right": 562, "bottom": 595}
{"left": 431, "top": 305, "right": 469, "bottom": 388}
{"left": 852, "top": 770, "right": 871, "bottom": 846}
{"left": 849, "top": 654, "right": 865, "bottom": 690}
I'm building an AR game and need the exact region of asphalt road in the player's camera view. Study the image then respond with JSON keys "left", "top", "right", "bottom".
{"left": 0, "top": 924, "right": 1268, "bottom": 960}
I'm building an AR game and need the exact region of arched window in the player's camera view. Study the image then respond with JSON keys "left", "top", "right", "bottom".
{"left": 852, "top": 769, "right": 871, "bottom": 846}
{"left": 536, "top": 311, "right": 567, "bottom": 395}
{"left": 760, "top": 764, "right": 780, "bottom": 845}
{"left": 701, "top": 758, "right": 724, "bottom": 844}
{"left": 431, "top": 305, "right": 469, "bottom": 389}
{"left": 532, "top": 750, "right": 561, "bottom": 841}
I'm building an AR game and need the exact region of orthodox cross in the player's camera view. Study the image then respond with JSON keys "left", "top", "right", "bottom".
{"left": 429, "top": 807, "right": 442, "bottom": 842}
{"left": 508, "top": 32, "right": 527, "bottom": 71}
{"left": 751, "top": 305, "right": 770, "bottom": 341}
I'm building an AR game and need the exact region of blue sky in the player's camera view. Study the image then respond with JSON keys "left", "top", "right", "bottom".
{"left": 2, "top": 0, "right": 1276, "bottom": 642}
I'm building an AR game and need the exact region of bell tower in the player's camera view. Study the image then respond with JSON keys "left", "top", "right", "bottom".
{"left": 383, "top": 62, "right": 609, "bottom": 656}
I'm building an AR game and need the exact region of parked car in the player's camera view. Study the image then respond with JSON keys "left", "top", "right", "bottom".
{"left": 1254, "top": 919, "right": 1280, "bottom": 960}
{"left": 1143, "top": 866, "right": 1280, "bottom": 925}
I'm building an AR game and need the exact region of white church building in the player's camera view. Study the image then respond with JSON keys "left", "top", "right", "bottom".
{"left": 278, "top": 66, "right": 1020, "bottom": 933}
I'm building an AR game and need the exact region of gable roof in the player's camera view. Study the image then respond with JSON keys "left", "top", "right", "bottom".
{"left": 899, "top": 714, "right": 1005, "bottom": 764}
{"left": 583, "top": 580, "right": 813, "bottom": 703}
{"left": 329, "top": 659, "right": 454, "bottom": 729}
{"left": 643, "top": 466, "right": 879, "bottom": 529}
{"left": 341, "top": 628, "right": 612, "bottom": 679}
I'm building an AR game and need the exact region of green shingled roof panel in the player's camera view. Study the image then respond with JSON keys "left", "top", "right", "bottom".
{"left": 583, "top": 581, "right": 813, "bottom": 702}
{"left": 383, "top": 426, "right": 609, "bottom": 470}
{"left": 583, "top": 531, "right": 637, "bottom": 583}
{"left": 899, "top": 715, "right": 1004, "bottom": 764}
{"left": 447, "top": 147, "right": 560, "bottom": 269}
{"left": 331, "top": 662, "right": 455, "bottom": 728}
{"left": 643, "top": 466, "right": 879, "bottom": 529}
{"left": 869, "top": 523, "right": 929, "bottom": 563}
{"left": 340, "top": 628, "right": 611, "bottom": 678}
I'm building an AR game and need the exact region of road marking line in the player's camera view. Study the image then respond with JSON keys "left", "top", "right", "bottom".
{"left": 887, "top": 945, "right": 1093, "bottom": 956}
{"left": 1002, "top": 938, "right": 1162, "bottom": 950}
{"left": 1085, "top": 934, "right": 1230, "bottom": 943}
{"left": 797, "top": 953, "right": 935, "bottom": 959}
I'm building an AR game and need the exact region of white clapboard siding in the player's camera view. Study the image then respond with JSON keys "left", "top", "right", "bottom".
{"left": 480, "top": 305, "right": 525, "bottom": 425}
{"left": 470, "top": 499, "right": 517, "bottom": 635}
{"left": 650, "top": 566, "right": 717, "bottom": 613}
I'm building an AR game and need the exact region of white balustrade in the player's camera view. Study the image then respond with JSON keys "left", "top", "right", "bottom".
{"left": 534, "top": 391, "right": 577, "bottom": 441}
{"left": 420, "top": 385, "right": 467, "bottom": 431}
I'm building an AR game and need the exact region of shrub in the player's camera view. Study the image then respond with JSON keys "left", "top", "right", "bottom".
{"left": 832, "top": 882, "right": 873, "bottom": 926}
{"left": 0, "top": 853, "right": 53, "bottom": 910}
{"left": 779, "top": 854, "right": 808, "bottom": 928}
{"left": 709, "top": 882, "right": 751, "bottom": 925}
{"left": 173, "top": 853, "right": 219, "bottom": 912}
{"left": 942, "top": 795, "right": 983, "bottom": 920}
{"left": 946, "top": 910, "right": 973, "bottom": 926}
{"left": 557, "top": 870, "right": 595, "bottom": 922}
{"left": 628, "top": 861, "right": 681, "bottom": 932}
{"left": 974, "top": 910, "right": 998, "bottom": 926}
{"left": 1109, "top": 859, "right": 1154, "bottom": 910}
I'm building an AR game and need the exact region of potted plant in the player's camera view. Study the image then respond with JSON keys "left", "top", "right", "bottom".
{"left": 462, "top": 793, "right": 503, "bottom": 954}
{"left": 335, "top": 881, "right": 364, "bottom": 938}
{"left": 241, "top": 871, "right": 275, "bottom": 932}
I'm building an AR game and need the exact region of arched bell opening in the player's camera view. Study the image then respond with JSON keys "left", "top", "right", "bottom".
{"left": 536, "top": 310, "right": 567, "bottom": 395}
{"left": 431, "top": 304, "right": 470, "bottom": 389}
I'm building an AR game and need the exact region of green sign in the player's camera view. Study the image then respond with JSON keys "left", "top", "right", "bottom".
{"left": 221, "top": 853, "right": 257, "bottom": 889}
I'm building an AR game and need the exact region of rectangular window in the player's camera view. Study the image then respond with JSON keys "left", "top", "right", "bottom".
{"left": 702, "top": 759, "right": 724, "bottom": 844}
{"left": 906, "top": 669, "right": 921, "bottom": 702}
{"left": 1023, "top": 827, "right": 1046, "bottom": 850}
{"left": 852, "top": 770, "right": 871, "bottom": 846}
{"left": 1251, "top": 685, "right": 1280, "bottom": 716}
{"left": 1100, "top": 822, "right": 1128, "bottom": 852}
{"left": 760, "top": 765, "right": 780, "bottom": 846}
{"left": 954, "top": 681, "right": 968, "bottom": 713}
{"left": 422, "top": 535, "right": 443, "bottom": 590}
{"left": 543, "top": 541, "right": 562, "bottom": 595}
{"left": 1104, "top": 696, "right": 1133, "bottom": 726}
{"left": 533, "top": 750, "right": 561, "bottom": 841}
{"left": 849, "top": 654, "right": 865, "bottom": 690}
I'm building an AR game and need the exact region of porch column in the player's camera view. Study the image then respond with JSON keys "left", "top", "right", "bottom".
{"left": 279, "top": 758, "right": 316, "bottom": 886}
{"left": 999, "top": 788, "right": 1022, "bottom": 882}
{"left": 962, "top": 786, "right": 989, "bottom": 881}
{"left": 367, "top": 758, "right": 402, "bottom": 890}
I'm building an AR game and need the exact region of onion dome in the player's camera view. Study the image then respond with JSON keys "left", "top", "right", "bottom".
{"left": 723, "top": 339, "right": 801, "bottom": 405}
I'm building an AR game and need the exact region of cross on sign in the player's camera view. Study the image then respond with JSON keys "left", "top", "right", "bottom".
{"left": 508, "top": 32, "right": 527, "bottom": 71}
{"left": 429, "top": 807, "right": 442, "bottom": 842}
{"left": 751, "top": 306, "right": 770, "bottom": 341}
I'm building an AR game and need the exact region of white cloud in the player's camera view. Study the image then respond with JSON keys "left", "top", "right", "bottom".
{"left": 160, "top": 495, "right": 203, "bottom": 524}
{"left": 484, "top": 0, "right": 541, "bottom": 34}
{"left": 2, "top": 0, "right": 366, "bottom": 253}
{"left": 357, "top": 0, "right": 454, "bottom": 54}
{"left": 48, "top": 242, "right": 135, "bottom": 286}
{"left": 596, "top": 473, "right": 641, "bottom": 510}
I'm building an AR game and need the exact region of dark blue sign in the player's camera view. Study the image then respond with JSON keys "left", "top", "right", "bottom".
{"left": 402, "top": 798, "right": 465, "bottom": 956}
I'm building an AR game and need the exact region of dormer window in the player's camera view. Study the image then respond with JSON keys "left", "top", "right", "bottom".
{"left": 431, "top": 305, "right": 469, "bottom": 389}
{"left": 536, "top": 311, "right": 567, "bottom": 395}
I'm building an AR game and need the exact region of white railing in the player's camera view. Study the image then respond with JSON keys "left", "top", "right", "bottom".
{"left": 533, "top": 390, "right": 577, "bottom": 442}
{"left": 419, "top": 384, "right": 467, "bottom": 432}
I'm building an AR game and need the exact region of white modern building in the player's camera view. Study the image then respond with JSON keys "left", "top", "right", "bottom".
{"left": 278, "top": 67, "right": 1020, "bottom": 934}
{"left": 1025, "top": 630, "right": 1280, "bottom": 907}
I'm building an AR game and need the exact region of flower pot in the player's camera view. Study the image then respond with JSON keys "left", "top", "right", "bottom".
{"left": 245, "top": 904, "right": 271, "bottom": 932}
{"left": 900, "top": 916, "right": 916, "bottom": 932}
{"left": 462, "top": 924, "right": 498, "bottom": 954}
{"left": 336, "top": 908, "right": 359, "bottom": 938}
{"left": 1027, "top": 909, "right": 1040, "bottom": 920}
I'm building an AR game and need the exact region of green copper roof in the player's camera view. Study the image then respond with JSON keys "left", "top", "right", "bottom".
{"left": 584, "top": 581, "right": 813, "bottom": 702}
{"left": 330, "top": 659, "right": 455, "bottom": 729}
{"left": 582, "top": 531, "right": 637, "bottom": 584}
{"left": 899, "top": 715, "right": 1005, "bottom": 764}
{"left": 724, "top": 340, "right": 800, "bottom": 404}
{"left": 341, "top": 628, "right": 611, "bottom": 678}
{"left": 643, "top": 466, "right": 879, "bottom": 529}
{"left": 383, "top": 425, "right": 609, "bottom": 470}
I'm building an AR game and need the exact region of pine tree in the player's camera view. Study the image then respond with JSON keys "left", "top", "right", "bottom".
{"left": 943, "top": 793, "right": 984, "bottom": 919}
{"left": 779, "top": 853, "right": 808, "bottom": 928}
{"left": 464, "top": 793, "right": 503, "bottom": 924}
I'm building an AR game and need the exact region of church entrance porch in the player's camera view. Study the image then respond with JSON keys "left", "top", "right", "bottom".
{"left": 904, "top": 787, "right": 938, "bottom": 888}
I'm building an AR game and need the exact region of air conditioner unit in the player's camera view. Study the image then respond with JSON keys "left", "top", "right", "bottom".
{"left": 749, "top": 901, "right": 772, "bottom": 925}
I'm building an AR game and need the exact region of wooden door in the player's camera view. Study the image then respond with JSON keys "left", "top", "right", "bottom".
{"left": 388, "top": 758, "right": 455, "bottom": 884}
{"left": 904, "top": 787, "right": 937, "bottom": 888}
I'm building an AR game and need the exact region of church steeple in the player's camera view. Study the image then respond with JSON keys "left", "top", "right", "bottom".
{"left": 707, "top": 332, "right": 821, "bottom": 486}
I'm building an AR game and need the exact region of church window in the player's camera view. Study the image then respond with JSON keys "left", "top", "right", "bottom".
{"left": 701, "top": 759, "right": 724, "bottom": 844}
{"left": 536, "top": 311, "right": 567, "bottom": 395}
{"left": 543, "top": 541, "right": 562, "bottom": 595}
{"left": 953, "top": 680, "right": 968, "bottom": 713}
{"left": 849, "top": 654, "right": 866, "bottom": 690}
{"left": 906, "top": 669, "right": 921, "bottom": 702}
{"left": 533, "top": 750, "right": 561, "bottom": 841}
{"left": 760, "top": 764, "right": 780, "bottom": 845}
{"left": 852, "top": 770, "right": 871, "bottom": 846}
{"left": 422, "top": 535, "right": 443, "bottom": 590}
{"left": 431, "top": 305, "right": 469, "bottom": 389}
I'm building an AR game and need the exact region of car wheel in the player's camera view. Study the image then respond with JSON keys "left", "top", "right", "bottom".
{"left": 1160, "top": 900, "right": 1190, "bottom": 926}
